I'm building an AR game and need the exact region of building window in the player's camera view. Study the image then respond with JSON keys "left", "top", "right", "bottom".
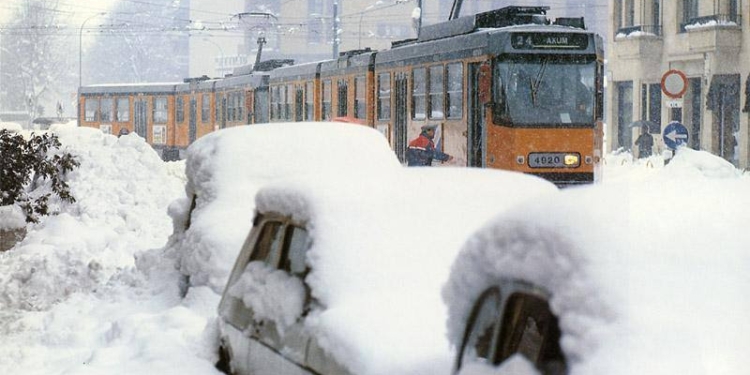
{"left": 652, "top": 0, "right": 660, "bottom": 27}
{"left": 322, "top": 80, "right": 332, "bottom": 120}
{"left": 176, "top": 96, "right": 184, "bottom": 123}
{"left": 412, "top": 67, "right": 427, "bottom": 120}
{"left": 616, "top": 81, "right": 634, "bottom": 150}
{"left": 100, "top": 98, "right": 113, "bottom": 122}
{"left": 355, "top": 76, "right": 366, "bottom": 119}
{"left": 116, "top": 97, "right": 129, "bottom": 122}
{"left": 446, "top": 63, "right": 463, "bottom": 119}
{"left": 377, "top": 73, "right": 391, "bottom": 120}
{"left": 640, "top": 83, "right": 661, "bottom": 133}
{"left": 429, "top": 65, "right": 444, "bottom": 119}
{"left": 682, "top": 0, "right": 699, "bottom": 25}
{"left": 201, "top": 94, "right": 210, "bottom": 122}
{"left": 153, "top": 97, "right": 168, "bottom": 124}
{"left": 624, "top": 0, "right": 635, "bottom": 26}
{"left": 688, "top": 78, "right": 702, "bottom": 150}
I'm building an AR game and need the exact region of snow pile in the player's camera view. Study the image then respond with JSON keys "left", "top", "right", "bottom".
{"left": 444, "top": 149, "right": 750, "bottom": 374}
{"left": 165, "top": 122, "right": 401, "bottom": 293}
{"left": 0, "top": 125, "right": 184, "bottom": 311}
{"left": 0, "top": 125, "right": 221, "bottom": 375}
{"left": 0, "top": 205, "right": 25, "bottom": 229}
{"left": 249, "top": 168, "right": 557, "bottom": 374}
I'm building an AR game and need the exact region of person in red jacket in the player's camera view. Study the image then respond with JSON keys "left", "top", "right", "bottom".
{"left": 406, "top": 124, "right": 453, "bottom": 166}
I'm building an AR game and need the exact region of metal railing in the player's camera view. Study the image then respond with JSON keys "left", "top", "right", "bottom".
{"left": 680, "top": 14, "right": 742, "bottom": 33}
{"left": 616, "top": 24, "right": 662, "bottom": 37}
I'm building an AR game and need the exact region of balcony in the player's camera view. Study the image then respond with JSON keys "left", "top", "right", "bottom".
{"left": 613, "top": 24, "right": 663, "bottom": 60}
{"left": 680, "top": 14, "right": 741, "bottom": 33}
{"left": 679, "top": 14, "right": 742, "bottom": 54}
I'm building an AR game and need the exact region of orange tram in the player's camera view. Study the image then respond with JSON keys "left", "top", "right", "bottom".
{"left": 79, "top": 6, "right": 604, "bottom": 186}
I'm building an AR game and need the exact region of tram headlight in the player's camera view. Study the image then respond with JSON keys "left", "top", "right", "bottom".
{"left": 564, "top": 154, "right": 580, "bottom": 166}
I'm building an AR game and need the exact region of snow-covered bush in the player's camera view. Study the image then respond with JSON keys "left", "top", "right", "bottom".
{"left": 0, "top": 129, "right": 79, "bottom": 223}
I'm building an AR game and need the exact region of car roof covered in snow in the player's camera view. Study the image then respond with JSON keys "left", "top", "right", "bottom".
{"left": 251, "top": 167, "right": 558, "bottom": 374}
{"left": 174, "top": 122, "right": 402, "bottom": 291}
{"left": 443, "top": 149, "right": 750, "bottom": 375}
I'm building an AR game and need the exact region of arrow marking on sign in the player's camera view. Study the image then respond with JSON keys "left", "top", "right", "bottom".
{"left": 665, "top": 130, "right": 688, "bottom": 143}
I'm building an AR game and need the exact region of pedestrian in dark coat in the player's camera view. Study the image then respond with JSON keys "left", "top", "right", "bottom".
{"left": 406, "top": 124, "right": 453, "bottom": 166}
{"left": 635, "top": 125, "right": 654, "bottom": 158}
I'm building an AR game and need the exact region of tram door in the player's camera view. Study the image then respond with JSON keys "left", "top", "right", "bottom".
{"left": 189, "top": 97, "right": 197, "bottom": 143}
{"left": 393, "top": 72, "right": 409, "bottom": 163}
{"left": 134, "top": 98, "right": 148, "bottom": 140}
{"left": 468, "top": 63, "right": 487, "bottom": 167}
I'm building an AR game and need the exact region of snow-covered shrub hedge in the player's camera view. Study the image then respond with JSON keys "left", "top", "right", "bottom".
{"left": 0, "top": 129, "right": 79, "bottom": 223}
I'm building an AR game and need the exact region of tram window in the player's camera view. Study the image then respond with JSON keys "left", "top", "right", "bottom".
{"left": 176, "top": 96, "right": 185, "bottom": 123}
{"left": 271, "top": 87, "right": 280, "bottom": 120}
{"left": 201, "top": 95, "right": 210, "bottom": 122}
{"left": 494, "top": 57, "right": 596, "bottom": 126}
{"left": 239, "top": 92, "right": 245, "bottom": 122}
{"left": 355, "top": 76, "right": 366, "bottom": 119}
{"left": 116, "top": 97, "right": 130, "bottom": 122}
{"left": 322, "top": 80, "right": 332, "bottom": 120}
{"left": 378, "top": 73, "right": 391, "bottom": 120}
{"left": 412, "top": 68, "right": 427, "bottom": 120}
{"left": 429, "top": 65, "right": 444, "bottom": 119}
{"left": 152, "top": 125, "right": 167, "bottom": 145}
{"left": 285, "top": 85, "right": 293, "bottom": 120}
{"left": 255, "top": 88, "right": 269, "bottom": 124}
{"left": 446, "top": 63, "right": 463, "bottom": 119}
{"left": 337, "top": 80, "right": 348, "bottom": 117}
{"left": 305, "top": 82, "right": 314, "bottom": 121}
{"left": 215, "top": 93, "right": 222, "bottom": 123}
{"left": 100, "top": 98, "right": 113, "bottom": 122}
{"left": 84, "top": 99, "right": 98, "bottom": 122}
{"left": 153, "top": 97, "right": 168, "bottom": 124}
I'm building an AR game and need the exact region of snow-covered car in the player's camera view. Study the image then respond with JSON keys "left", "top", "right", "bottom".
{"left": 443, "top": 149, "right": 750, "bottom": 375}
{"left": 215, "top": 168, "right": 558, "bottom": 375}
{"left": 165, "top": 122, "right": 401, "bottom": 293}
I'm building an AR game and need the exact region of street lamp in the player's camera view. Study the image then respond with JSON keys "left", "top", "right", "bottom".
{"left": 79, "top": 12, "right": 106, "bottom": 89}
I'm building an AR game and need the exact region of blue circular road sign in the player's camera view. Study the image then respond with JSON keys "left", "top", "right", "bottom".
{"left": 662, "top": 121, "right": 689, "bottom": 149}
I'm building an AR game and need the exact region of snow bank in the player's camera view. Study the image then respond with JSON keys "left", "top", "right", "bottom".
{"left": 444, "top": 149, "right": 750, "bottom": 374}
{"left": 166, "top": 122, "right": 401, "bottom": 293}
{"left": 0, "top": 126, "right": 184, "bottom": 311}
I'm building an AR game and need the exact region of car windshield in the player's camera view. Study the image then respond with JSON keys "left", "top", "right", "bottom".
{"left": 495, "top": 56, "right": 596, "bottom": 127}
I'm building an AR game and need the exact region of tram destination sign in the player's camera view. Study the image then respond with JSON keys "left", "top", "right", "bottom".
{"left": 511, "top": 33, "right": 589, "bottom": 50}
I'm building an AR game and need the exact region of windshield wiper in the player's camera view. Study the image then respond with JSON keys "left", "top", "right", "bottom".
{"left": 529, "top": 59, "right": 548, "bottom": 106}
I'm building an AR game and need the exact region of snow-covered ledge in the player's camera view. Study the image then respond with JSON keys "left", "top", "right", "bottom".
{"left": 0, "top": 206, "right": 26, "bottom": 252}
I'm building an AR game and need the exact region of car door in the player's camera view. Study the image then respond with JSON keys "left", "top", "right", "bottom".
{"left": 218, "top": 216, "right": 288, "bottom": 374}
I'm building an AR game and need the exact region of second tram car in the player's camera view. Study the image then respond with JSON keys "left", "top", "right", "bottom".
{"left": 79, "top": 5, "right": 603, "bottom": 186}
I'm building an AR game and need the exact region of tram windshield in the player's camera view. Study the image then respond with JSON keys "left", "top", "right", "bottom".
{"left": 494, "top": 56, "right": 596, "bottom": 127}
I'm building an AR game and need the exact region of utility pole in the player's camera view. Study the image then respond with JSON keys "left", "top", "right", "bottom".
{"left": 332, "top": 0, "right": 339, "bottom": 58}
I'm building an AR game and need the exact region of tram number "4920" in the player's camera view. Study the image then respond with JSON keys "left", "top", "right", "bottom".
{"left": 528, "top": 153, "right": 580, "bottom": 168}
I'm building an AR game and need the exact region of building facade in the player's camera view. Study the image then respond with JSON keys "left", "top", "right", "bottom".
{"left": 608, "top": 0, "right": 749, "bottom": 169}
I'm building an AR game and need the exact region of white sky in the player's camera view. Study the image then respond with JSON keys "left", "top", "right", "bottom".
{"left": 0, "top": 121, "right": 748, "bottom": 374}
